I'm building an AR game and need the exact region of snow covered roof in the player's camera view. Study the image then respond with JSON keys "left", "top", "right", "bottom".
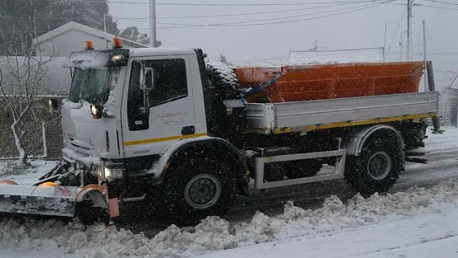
{"left": 33, "top": 21, "right": 148, "bottom": 49}
{"left": 129, "top": 47, "right": 197, "bottom": 57}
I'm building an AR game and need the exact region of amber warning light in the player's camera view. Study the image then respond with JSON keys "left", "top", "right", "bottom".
{"left": 85, "top": 41, "right": 94, "bottom": 50}
{"left": 112, "top": 37, "right": 123, "bottom": 49}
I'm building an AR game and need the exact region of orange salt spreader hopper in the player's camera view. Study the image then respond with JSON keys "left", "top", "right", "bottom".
{"left": 233, "top": 61, "right": 425, "bottom": 103}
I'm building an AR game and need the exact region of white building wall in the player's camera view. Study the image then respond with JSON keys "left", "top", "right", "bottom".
{"left": 440, "top": 89, "right": 458, "bottom": 126}
{"left": 37, "top": 29, "right": 141, "bottom": 57}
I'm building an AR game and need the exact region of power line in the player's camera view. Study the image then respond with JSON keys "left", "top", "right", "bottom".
{"left": 153, "top": 2, "right": 361, "bottom": 19}
{"left": 419, "top": 4, "right": 458, "bottom": 11}
{"left": 0, "top": 2, "right": 387, "bottom": 22}
{"left": 0, "top": 17, "right": 103, "bottom": 20}
{"left": 386, "top": 6, "right": 406, "bottom": 56}
{"left": 156, "top": 0, "right": 388, "bottom": 6}
{"left": 387, "top": 52, "right": 458, "bottom": 55}
{"left": 426, "top": 29, "right": 451, "bottom": 71}
{"left": 421, "top": 0, "right": 458, "bottom": 6}
{"left": 158, "top": 2, "right": 388, "bottom": 29}
{"left": 107, "top": 2, "right": 368, "bottom": 21}
{"left": 157, "top": 2, "right": 382, "bottom": 27}
{"left": 0, "top": 2, "right": 373, "bottom": 26}
{"left": 435, "top": 69, "right": 458, "bottom": 74}
{"left": 103, "top": 0, "right": 389, "bottom": 6}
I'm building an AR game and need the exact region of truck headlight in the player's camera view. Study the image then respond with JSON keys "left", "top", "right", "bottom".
{"left": 104, "top": 167, "right": 124, "bottom": 180}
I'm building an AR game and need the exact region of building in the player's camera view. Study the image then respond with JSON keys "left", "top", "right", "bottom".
{"left": 0, "top": 23, "right": 148, "bottom": 159}
{"left": 440, "top": 87, "right": 458, "bottom": 127}
{"left": 33, "top": 21, "right": 147, "bottom": 57}
{"left": 28, "top": 21, "right": 148, "bottom": 95}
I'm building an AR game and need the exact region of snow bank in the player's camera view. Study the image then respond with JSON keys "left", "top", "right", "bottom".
{"left": 1, "top": 179, "right": 458, "bottom": 258}
{"left": 0, "top": 160, "right": 59, "bottom": 185}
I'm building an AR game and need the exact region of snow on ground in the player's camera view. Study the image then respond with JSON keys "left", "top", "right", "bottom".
{"left": 423, "top": 127, "right": 458, "bottom": 152}
{"left": 0, "top": 127, "right": 457, "bottom": 258}
{"left": 0, "top": 160, "right": 58, "bottom": 185}
{"left": 197, "top": 202, "right": 458, "bottom": 258}
{"left": 0, "top": 179, "right": 458, "bottom": 258}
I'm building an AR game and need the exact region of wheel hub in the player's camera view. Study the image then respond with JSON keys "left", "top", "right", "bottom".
{"left": 184, "top": 174, "right": 221, "bottom": 209}
{"left": 367, "top": 151, "right": 392, "bottom": 180}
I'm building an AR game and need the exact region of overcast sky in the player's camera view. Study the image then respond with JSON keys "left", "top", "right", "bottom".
{"left": 109, "top": 0, "right": 458, "bottom": 87}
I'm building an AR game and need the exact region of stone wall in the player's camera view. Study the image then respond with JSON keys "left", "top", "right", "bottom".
{"left": 0, "top": 96, "right": 65, "bottom": 159}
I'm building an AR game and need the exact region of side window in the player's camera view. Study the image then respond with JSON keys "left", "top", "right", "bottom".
{"left": 127, "top": 61, "right": 143, "bottom": 116}
{"left": 127, "top": 59, "right": 188, "bottom": 131}
{"left": 145, "top": 59, "right": 188, "bottom": 106}
{"left": 127, "top": 61, "right": 148, "bottom": 131}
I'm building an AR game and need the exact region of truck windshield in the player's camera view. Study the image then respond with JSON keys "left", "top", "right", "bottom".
{"left": 68, "top": 67, "right": 120, "bottom": 104}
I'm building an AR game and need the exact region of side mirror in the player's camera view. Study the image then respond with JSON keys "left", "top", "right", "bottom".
{"left": 90, "top": 104, "right": 103, "bottom": 119}
{"left": 49, "top": 98, "right": 59, "bottom": 112}
{"left": 140, "top": 67, "right": 154, "bottom": 91}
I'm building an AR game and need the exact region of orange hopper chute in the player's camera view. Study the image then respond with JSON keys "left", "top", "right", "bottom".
{"left": 233, "top": 61, "right": 424, "bottom": 103}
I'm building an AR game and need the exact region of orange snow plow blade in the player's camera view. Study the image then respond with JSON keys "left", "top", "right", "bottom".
{"left": 0, "top": 180, "right": 119, "bottom": 221}
{"left": 0, "top": 181, "right": 78, "bottom": 217}
{"left": 234, "top": 61, "right": 424, "bottom": 103}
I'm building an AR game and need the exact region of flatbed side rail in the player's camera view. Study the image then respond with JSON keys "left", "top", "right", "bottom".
{"left": 246, "top": 92, "right": 439, "bottom": 134}
{"left": 255, "top": 149, "right": 346, "bottom": 190}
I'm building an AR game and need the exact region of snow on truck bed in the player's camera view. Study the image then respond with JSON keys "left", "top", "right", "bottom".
{"left": 0, "top": 128, "right": 457, "bottom": 258}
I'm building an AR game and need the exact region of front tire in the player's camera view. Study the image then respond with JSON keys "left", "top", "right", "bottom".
{"left": 161, "top": 158, "right": 236, "bottom": 224}
{"left": 345, "top": 134, "right": 403, "bottom": 196}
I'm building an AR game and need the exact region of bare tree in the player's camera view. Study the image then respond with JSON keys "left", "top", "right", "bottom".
{"left": 0, "top": 27, "right": 56, "bottom": 165}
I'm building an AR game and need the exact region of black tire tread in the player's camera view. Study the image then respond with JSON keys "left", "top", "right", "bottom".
{"left": 160, "top": 158, "right": 237, "bottom": 224}
{"left": 345, "top": 133, "right": 403, "bottom": 196}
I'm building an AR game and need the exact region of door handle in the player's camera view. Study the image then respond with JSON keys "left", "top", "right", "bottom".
{"left": 181, "top": 126, "right": 195, "bottom": 135}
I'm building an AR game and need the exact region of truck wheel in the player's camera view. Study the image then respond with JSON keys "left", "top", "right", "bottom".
{"left": 286, "top": 160, "right": 322, "bottom": 179}
{"left": 345, "top": 135, "right": 402, "bottom": 196}
{"left": 161, "top": 158, "right": 236, "bottom": 224}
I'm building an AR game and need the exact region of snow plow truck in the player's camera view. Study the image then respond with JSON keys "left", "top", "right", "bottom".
{"left": 0, "top": 39, "right": 440, "bottom": 224}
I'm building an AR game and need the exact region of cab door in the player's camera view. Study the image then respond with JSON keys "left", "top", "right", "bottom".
{"left": 122, "top": 55, "right": 205, "bottom": 158}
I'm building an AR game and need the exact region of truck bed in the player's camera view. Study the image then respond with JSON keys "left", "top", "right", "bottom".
{"left": 245, "top": 92, "right": 438, "bottom": 134}
{"left": 234, "top": 61, "right": 424, "bottom": 103}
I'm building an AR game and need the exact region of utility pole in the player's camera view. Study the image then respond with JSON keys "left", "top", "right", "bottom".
{"left": 103, "top": 14, "right": 109, "bottom": 49}
{"left": 149, "top": 0, "right": 157, "bottom": 47}
{"left": 422, "top": 20, "right": 428, "bottom": 92}
{"left": 406, "top": 0, "right": 413, "bottom": 60}
{"left": 383, "top": 22, "right": 387, "bottom": 61}
{"left": 399, "top": 41, "right": 403, "bottom": 61}
{"left": 103, "top": 14, "right": 107, "bottom": 33}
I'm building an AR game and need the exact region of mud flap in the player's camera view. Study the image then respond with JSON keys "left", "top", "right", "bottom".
{"left": 76, "top": 184, "right": 119, "bottom": 220}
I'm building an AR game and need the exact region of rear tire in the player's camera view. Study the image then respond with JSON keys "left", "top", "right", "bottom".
{"left": 345, "top": 134, "right": 403, "bottom": 196}
{"left": 160, "top": 158, "right": 236, "bottom": 224}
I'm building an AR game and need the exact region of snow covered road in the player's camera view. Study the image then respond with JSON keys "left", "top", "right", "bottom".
{"left": 0, "top": 127, "right": 457, "bottom": 258}
{"left": 197, "top": 204, "right": 458, "bottom": 258}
